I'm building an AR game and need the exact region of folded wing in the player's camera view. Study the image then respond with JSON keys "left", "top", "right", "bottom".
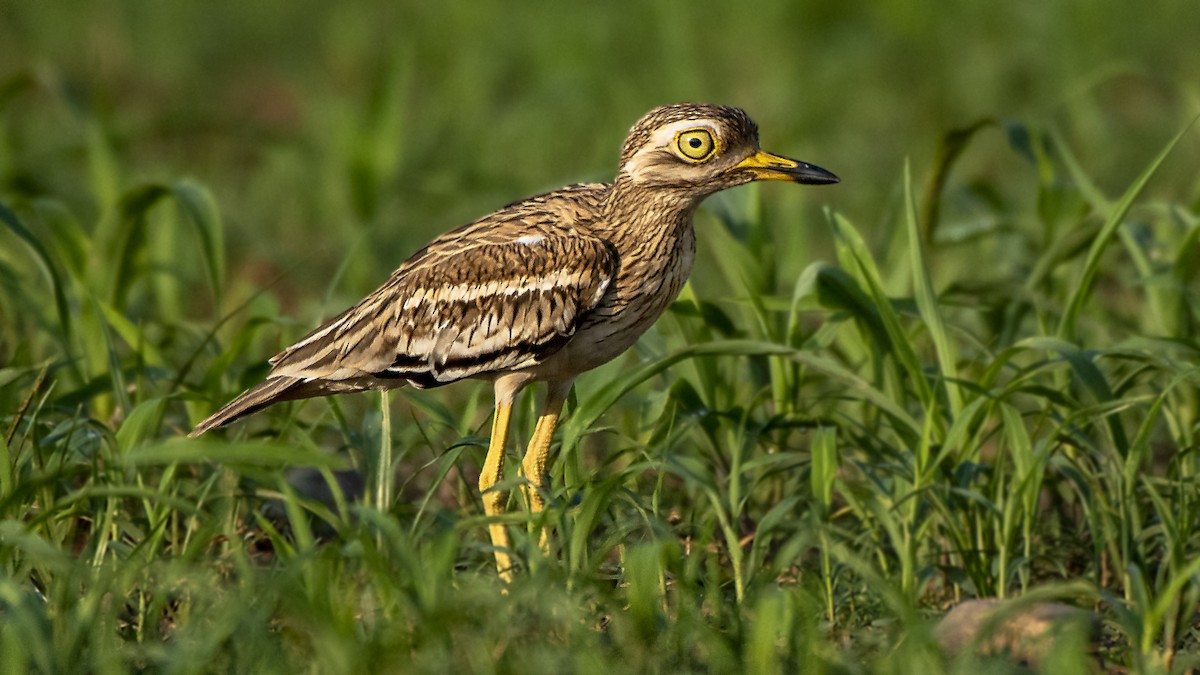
{"left": 190, "top": 185, "right": 615, "bottom": 436}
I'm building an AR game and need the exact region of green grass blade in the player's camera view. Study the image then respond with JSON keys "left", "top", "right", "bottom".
{"left": 171, "top": 179, "right": 226, "bottom": 309}
{"left": 104, "top": 183, "right": 171, "bottom": 307}
{"left": 921, "top": 118, "right": 995, "bottom": 240}
{"left": 1049, "top": 127, "right": 1113, "bottom": 215}
{"left": 832, "top": 212, "right": 934, "bottom": 410}
{"left": 0, "top": 202, "right": 74, "bottom": 352}
{"left": 904, "top": 160, "right": 962, "bottom": 416}
{"left": 810, "top": 426, "right": 837, "bottom": 511}
{"left": 114, "top": 397, "right": 168, "bottom": 450}
{"left": 1058, "top": 117, "right": 1198, "bottom": 341}
{"left": 560, "top": 339, "right": 794, "bottom": 455}
{"left": 122, "top": 438, "right": 350, "bottom": 470}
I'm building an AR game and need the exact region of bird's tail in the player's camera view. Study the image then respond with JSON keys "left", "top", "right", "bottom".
{"left": 189, "top": 376, "right": 309, "bottom": 437}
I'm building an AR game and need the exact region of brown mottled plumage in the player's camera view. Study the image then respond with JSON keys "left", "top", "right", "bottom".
{"left": 190, "top": 103, "right": 838, "bottom": 580}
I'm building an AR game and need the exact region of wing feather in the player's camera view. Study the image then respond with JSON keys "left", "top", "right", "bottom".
{"left": 268, "top": 187, "right": 615, "bottom": 388}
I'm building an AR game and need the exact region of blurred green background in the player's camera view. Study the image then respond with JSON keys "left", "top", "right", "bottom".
{"left": 4, "top": 0, "right": 1197, "bottom": 318}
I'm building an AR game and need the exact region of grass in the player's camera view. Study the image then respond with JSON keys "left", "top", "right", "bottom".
{"left": 2, "top": 1, "right": 1200, "bottom": 672}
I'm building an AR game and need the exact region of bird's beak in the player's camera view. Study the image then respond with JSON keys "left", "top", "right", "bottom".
{"left": 733, "top": 150, "right": 839, "bottom": 185}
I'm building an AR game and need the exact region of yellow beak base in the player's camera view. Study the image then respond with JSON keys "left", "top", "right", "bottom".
{"left": 734, "top": 150, "right": 839, "bottom": 185}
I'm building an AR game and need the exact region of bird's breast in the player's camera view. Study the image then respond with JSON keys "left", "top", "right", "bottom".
{"left": 532, "top": 221, "right": 697, "bottom": 378}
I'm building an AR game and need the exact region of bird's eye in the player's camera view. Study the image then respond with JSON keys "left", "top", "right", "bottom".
{"left": 675, "top": 129, "right": 716, "bottom": 162}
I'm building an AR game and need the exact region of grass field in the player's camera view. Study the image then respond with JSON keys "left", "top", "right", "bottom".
{"left": 3, "top": 2, "right": 1200, "bottom": 672}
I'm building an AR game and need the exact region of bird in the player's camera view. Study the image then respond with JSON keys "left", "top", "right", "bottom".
{"left": 189, "top": 102, "right": 838, "bottom": 581}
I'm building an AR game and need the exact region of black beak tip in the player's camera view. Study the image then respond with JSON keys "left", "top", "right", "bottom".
{"left": 798, "top": 162, "right": 840, "bottom": 185}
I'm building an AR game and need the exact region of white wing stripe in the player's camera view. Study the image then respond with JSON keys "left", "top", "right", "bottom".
{"left": 408, "top": 268, "right": 597, "bottom": 310}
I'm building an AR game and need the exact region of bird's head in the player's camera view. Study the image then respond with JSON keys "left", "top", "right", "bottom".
{"left": 616, "top": 103, "right": 838, "bottom": 198}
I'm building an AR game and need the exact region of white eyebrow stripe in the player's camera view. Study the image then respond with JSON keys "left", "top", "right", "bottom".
{"left": 620, "top": 118, "right": 722, "bottom": 175}
{"left": 647, "top": 118, "right": 721, "bottom": 148}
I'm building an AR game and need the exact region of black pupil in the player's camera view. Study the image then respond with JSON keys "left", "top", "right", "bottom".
{"left": 688, "top": 137, "right": 703, "bottom": 149}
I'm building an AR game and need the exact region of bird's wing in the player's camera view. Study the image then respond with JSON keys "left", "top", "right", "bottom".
{"left": 267, "top": 196, "right": 617, "bottom": 388}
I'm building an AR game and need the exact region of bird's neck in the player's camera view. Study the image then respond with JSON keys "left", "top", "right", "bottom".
{"left": 592, "top": 178, "right": 700, "bottom": 307}
{"left": 595, "top": 175, "right": 702, "bottom": 248}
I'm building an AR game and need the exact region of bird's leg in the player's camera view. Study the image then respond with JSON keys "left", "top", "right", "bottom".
{"left": 520, "top": 380, "right": 571, "bottom": 554}
{"left": 479, "top": 401, "right": 514, "bottom": 581}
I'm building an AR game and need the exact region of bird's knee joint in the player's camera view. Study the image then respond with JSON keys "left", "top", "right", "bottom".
{"left": 521, "top": 459, "right": 546, "bottom": 487}
{"left": 481, "top": 487, "right": 507, "bottom": 512}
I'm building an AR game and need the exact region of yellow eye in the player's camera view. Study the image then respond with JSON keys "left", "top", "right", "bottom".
{"left": 676, "top": 129, "right": 716, "bottom": 162}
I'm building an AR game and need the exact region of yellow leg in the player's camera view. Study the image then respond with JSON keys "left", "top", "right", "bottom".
{"left": 479, "top": 401, "right": 514, "bottom": 581}
{"left": 520, "top": 381, "right": 570, "bottom": 553}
